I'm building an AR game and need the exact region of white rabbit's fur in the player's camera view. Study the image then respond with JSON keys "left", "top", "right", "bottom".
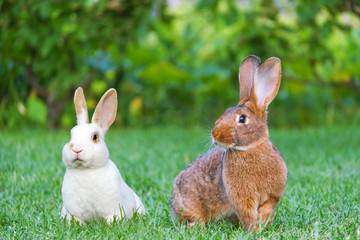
{"left": 61, "top": 88, "right": 145, "bottom": 224}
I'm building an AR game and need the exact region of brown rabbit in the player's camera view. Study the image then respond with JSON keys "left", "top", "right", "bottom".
{"left": 170, "top": 55, "right": 287, "bottom": 232}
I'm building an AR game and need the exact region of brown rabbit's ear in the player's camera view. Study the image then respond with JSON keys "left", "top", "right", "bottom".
{"left": 74, "top": 87, "right": 89, "bottom": 125}
{"left": 251, "top": 57, "right": 281, "bottom": 109}
{"left": 238, "top": 55, "right": 261, "bottom": 105}
{"left": 91, "top": 88, "right": 118, "bottom": 134}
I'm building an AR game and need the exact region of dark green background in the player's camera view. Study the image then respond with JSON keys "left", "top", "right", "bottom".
{"left": 1, "top": 0, "right": 359, "bottom": 129}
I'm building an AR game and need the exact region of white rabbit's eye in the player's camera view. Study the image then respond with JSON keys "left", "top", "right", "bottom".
{"left": 92, "top": 132, "right": 99, "bottom": 142}
{"left": 237, "top": 114, "right": 247, "bottom": 124}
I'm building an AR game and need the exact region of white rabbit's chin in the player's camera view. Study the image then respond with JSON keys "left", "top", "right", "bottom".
{"left": 71, "top": 159, "right": 87, "bottom": 168}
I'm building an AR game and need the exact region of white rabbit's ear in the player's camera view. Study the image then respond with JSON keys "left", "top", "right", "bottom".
{"left": 238, "top": 55, "right": 261, "bottom": 104}
{"left": 74, "top": 87, "right": 89, "bottom": 124}
{"left": 91, "top": 88, "right": 118, "bottom": 134}
{"left": 251, "top": 57, "right": 281, "bottom": 109}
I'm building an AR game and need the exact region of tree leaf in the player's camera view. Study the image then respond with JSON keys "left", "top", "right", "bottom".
{"left": 26, "top": 96, "right": 48, "bottom": 124}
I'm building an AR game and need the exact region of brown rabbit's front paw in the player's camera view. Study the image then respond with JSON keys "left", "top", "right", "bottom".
{"left": 240, "top": 218, "right": 259, "bottom": 233}
{"left": 257, "top": 197, "right": 278, "bottom": 226}
{"left": 246, "top": 222, "right": 259, "bottom": 233}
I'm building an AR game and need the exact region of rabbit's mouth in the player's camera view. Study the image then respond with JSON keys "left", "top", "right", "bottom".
{"left": 212, "top": 137, "right": 233, "bottom": 150}
{"left": 73, "top": 157, "right": 84, "bottom": 163}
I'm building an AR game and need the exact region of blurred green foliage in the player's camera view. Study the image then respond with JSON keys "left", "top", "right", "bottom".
{"left": 1, "top": 0, "right": 359, "bottom": 129}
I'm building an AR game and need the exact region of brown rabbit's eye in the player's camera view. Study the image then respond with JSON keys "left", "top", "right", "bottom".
{"left": 238, "top": 114, "right": 247, "bottom": 124}
{"left": 92, "top": 132, "right": 99, "bottom": 142}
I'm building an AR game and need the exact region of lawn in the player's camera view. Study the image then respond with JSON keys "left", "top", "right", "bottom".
{"left": 0, "top": 125, "right": 359, "bottom": 239}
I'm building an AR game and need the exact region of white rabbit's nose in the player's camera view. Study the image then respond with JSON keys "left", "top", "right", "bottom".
{"left": 70, "top": 143, "right": 83, "bottom": 153}
{"left": 73, "top": 149, "right": 83, "bottom": 154}
{"left": 70, "top": 144, "right": 83, "bottom": 154}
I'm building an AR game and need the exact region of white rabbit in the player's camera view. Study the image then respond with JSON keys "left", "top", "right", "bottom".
{"left": 61, "top": 87, "right": 145, "bottom": 224}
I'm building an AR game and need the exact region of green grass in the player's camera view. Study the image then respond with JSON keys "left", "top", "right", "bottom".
{"left": 1, "top": 126, "right": 359, "bottom": 239}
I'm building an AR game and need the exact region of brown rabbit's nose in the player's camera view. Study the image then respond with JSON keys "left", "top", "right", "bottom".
{"left": 211, "top": 128, "right": 220, "bottom": 139}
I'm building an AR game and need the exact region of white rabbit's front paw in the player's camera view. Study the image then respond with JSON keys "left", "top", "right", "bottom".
{"left": 106, "top": 215, "right": 115, "bottom": 224}
{"left": 61, "top": 207, "right": 85, "bottom": 224}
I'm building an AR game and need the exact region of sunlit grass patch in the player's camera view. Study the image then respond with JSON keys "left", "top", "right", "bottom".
{"left": 0, "top": 126, "right": 359, "bottom": 238}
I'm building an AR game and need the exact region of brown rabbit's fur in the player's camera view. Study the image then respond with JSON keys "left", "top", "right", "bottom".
{"left": 170, "top": 55, "right": 287, "bottom": 232}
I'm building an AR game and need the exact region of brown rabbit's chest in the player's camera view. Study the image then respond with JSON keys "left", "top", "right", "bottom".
{"left": 221, "top": 150, "right": 286, "bottom": 204}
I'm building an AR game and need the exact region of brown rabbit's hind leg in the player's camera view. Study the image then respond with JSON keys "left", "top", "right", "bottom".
{"left": 257, "top": 197, "right": 279, "bottom": 227}
{"left": 172, "top": 204, "right": 207, "bottom": 228}
{"left": 187, "top": 217, "right": 206, "bottom": 228}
